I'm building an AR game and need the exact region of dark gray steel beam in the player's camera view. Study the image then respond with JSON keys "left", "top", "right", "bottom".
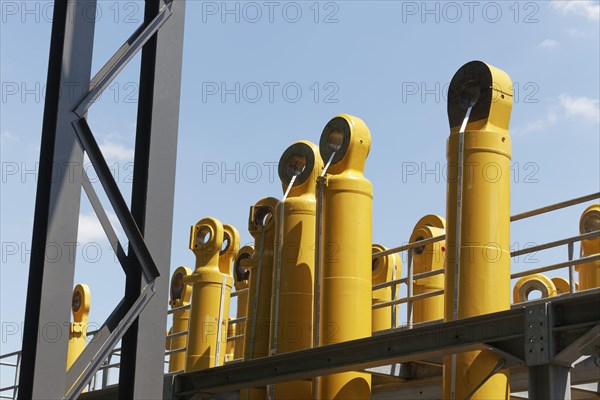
{"left": 18, "top": 1, "right": 96, "bottom": 398}
{"left": 118, "top": 0, "right": 186, "bottom": 398}
{"left": 81, "top": 172, "right": 128, "bottom": 270}
{"left": 528, "top": 364, "right": 572, "bottom": 399}
{"left": 173, "top": 290, "right": 600, "bottom": 397}
{"left": 73, "top": 2, "right": 173, "bottom": 118}
{"left": 72, "top": 118, "right": 160, "bottom": 281}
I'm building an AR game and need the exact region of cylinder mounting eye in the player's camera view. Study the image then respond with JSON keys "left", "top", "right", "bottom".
{"left": 220, "top": 232, "right": 231, "bottom": 255}
{"left": 319, "top": 117, "right": 351, "bottom": 166}
{"left": 372, "top": 257, "right": 380, "bottom": 272}
{"left": 171, "top": 272, "right": 184, "bottom": 301}
{"left": 581, "top": 210, "right": 600, "bottom": 234}
{"left": 196, "top": 226, "right": 212, "bottom": 246}
{"left": 327, "top": 129, "right": 344, "bottom": 152}
{"left": 286, "top": 154, "right": 307, "bottom": 176}
{"left": 254, "top": 206, "right": 272, "bottom": 228}
{"left": 72, "top": 291, "right": 82, "bottom": 312}
{"left": 235, "top": 252, "right": 251, "bottom": 282}
{"left": 278, "top": 142, "right": 316, "bottom": 187}
{"left": 414, "top": 236, "right": 425, "bottom": 255}
{"left": 459, "top": 83, "right": 480, "bottom": 109}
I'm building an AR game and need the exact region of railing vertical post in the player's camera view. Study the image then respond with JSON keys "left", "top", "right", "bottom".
{"left": 568, "top": 242, "right": 575, "bottom": 294}
{"left": 406, "top": 249, "right": 414, "bottom": 330}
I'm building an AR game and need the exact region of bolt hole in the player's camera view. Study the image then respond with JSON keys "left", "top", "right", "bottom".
{"left": 327, "top": 358, "right": 331, "bottom": 362}
{"left": 196, "top": 226, "right": 212, "bottom": 245}
{"left": 541, "top": 347, "right": 544, "bottom": 351}
{"left": 387, "top": 347, "right": 391, "bottom": 352}
{"left": 529, "top": 349, "right": 533, "bottom": 353}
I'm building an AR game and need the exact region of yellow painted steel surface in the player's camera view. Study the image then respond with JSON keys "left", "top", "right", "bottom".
{"left": 168, "top": 266, "right": 192, "bottom": 372}
{"left": 409, "top": 215, "right": 446, "bottom": 323}
{"left": 513, "top": 274, "right": 557, "bottom": 303}
{"left": 241, "top": 198, "right": 278, "bottom": 400}
{"left": 372, "top": 244, "right": 400, "bottom": 332}
{"left": 270, "top": 140, "right": 323, "bottom": 399}
{"left": 318, "top": 114, "right": 373, "bottom": 400}
{"left": 219, "top": 224, "right": 240, "bottom": 363}
{"left": 552, "top": 277, "right": 577, "bottom": 294}
{"left": 443, "top": 61, "right": 513, "bottom": 400}
{"left": 185, "top": 217, "right": 233, "bottom": 372}
{"left": 67, "top": 284, "right": 90, "bottom": 370}
{"left": 226, "top": 318, "right": 235, "bottom": 362}
{"left": 233, "top": 245, "right": 253, "bottom": 361}
{"left": 578, "top": 203, "right": 600, "bottom": 289}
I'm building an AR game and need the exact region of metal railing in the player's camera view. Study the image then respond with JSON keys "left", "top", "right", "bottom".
{"left": 1, "top": 192, "right": 598, "bottom": 395}
{"left": 371, "top": 191, "right": 600, "bottom": 331}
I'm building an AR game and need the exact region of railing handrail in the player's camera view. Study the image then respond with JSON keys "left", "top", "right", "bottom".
{"left": 510, "top": 192, "right": 599, "bottom": 222}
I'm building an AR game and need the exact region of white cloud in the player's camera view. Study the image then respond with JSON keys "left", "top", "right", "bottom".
{"left": 99, "top": 141, "right": 134, "bottom": 161}
{"left": 77, "top": 211, "right": 122, "bottom": 243}
{"left": 513, "top": 94, "right": 599, "bottom": 135}
{"left": 558, "top": 94, "right": 600, "bottom": 123}
{"left": 512, "top": 109, "right": 559, "bottom": 136}
{"left": 551, "top": 0, "right": 600, "bottom": 21}
{"left": 537, "top": 39, "right": 559, "bottom": 49}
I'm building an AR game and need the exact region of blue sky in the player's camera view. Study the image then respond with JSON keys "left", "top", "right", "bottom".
{"left": 1, "top": 0, "right": 599, "bottom": 382}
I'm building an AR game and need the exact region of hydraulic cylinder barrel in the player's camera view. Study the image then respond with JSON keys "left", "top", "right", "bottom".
{"left": 168, "top": 266, "right": 192, "bottom": 372}
{"left": 443, "top": 61, "right": 513, "bottom": 400}
{"left": 270, "top": 140, "right": 323, "bottom": 399}
{"left": 410, "top": 215, "right": 446, "bottom": 323}
{"left": 578, "top": 203, "right": 600, "bottom": 289}
{"left": 233, "top": 245, "right": 253, "bottom": 361}
{"left": 372, "top": 244, "right": 400, "bottom": 332}
{"left": 241, "top": 198, "right": 278, "bottom": 400}
{"left": 318, "top": 114, "right": 373, "bottom": 400}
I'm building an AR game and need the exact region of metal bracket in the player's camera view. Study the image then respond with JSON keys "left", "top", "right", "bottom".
{"left": 524, "top": 302, "right": 551, "bottom": 366}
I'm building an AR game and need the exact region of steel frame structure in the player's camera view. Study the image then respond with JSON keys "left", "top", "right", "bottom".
{"left": 18, "top": 0, "right": 185, "bottom": 399}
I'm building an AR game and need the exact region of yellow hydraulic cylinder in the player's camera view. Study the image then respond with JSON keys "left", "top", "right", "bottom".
{"left": 269, "top": 140, "right": 323, "bottom": 399}
{"left": 318, "top": 114, "right": 372, "bottom": 400}
{"left": 219, "top": 224, "right": 240, "bottom": 363}
{"left": 241, "top": 198, "right": 278, "bottom": 400}
{"left": 372, "top": 244, "right": 401, "bottom": 332}
{"left": 443, "top": 61, "right": 513, "bottom": 400}
{"left": 578, "top": 203, "right": 600, "bottom": 290}
{"left": 67, "top": 284, "right": 90, "bottom": 371}
{"left": 226, "top": 318, "right": 235, "bottom": 362}
{"left": 409, "top": 215, "right": 446, "bottom": 324}
{"left": 513, "top": 274, "right": 557, "bottom": 303}
{"left": 185, "top": 217, "right": 233, "bottom": 372}
{"left": 233, "top": 245, "right": 253, "bottom": 360}
{"left": 168, "top": 266, "right": 192, "bottom": 372}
